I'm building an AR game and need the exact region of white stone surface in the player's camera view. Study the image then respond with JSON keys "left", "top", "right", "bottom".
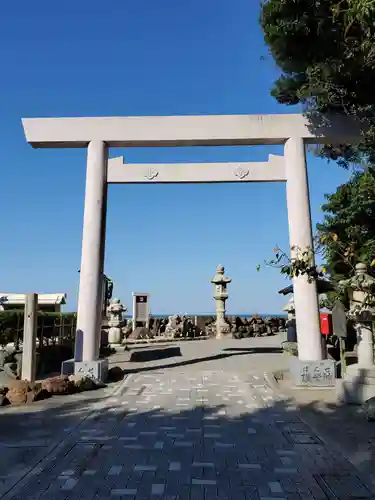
{"left": 284, "top": 137, "right": 322, "bottom": 362}
{"left": 0, "top": 293, "right": 66, "bottom": 311}
{"left": 107, "top": 155, "right": 286, "bottom": 183}
{"left": 356, "top": 322, "right": 374, "bottom": 368}
{"left": 22, "top": 113, "right": 360, "bottom": 148}
{"left": 74, "top": 359, "right": 108, "bottom": 381}
{"left": 337, "top": 364, "right": 375, "bottom": 404}
{"left": 76, "top": 140, "right": 108, "bottom": 362}
{"left": 108, "top": 327, "right": 121, "bottom": 345}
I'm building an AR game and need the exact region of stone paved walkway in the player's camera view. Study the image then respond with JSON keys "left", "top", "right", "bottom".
{"left": 1, "top": 337, "right": 375, "bottom": 500}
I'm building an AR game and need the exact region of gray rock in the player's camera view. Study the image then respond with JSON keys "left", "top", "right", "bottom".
{"left": 127, "top": 327, "right": 153, "bottom": 340}
{"left": 363, "top": 397, "right": 375, "bottom": 421}
{"left": 282, "top": 341, "right": 298, "bottom": 356}
{"left": 69, "top": 374, "right": 107, "bottom": 390}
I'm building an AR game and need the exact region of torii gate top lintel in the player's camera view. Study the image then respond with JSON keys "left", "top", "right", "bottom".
{"left": 22, "top": 113, "right": 359, "bottom": 149}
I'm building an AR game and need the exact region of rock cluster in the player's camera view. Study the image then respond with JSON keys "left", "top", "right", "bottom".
{"left": 4, "top": 380, "right": 50, "bottom": 405}
{"left": 156, "top": 316, "right": 203, "bottom": 339}
{"left": 124, "top": 316, "right": 204, "bottom": 340}
{"left": 121, "top": 315, "right": 286, "bottom": 340}
{"left": 205, "top": 315, "right": 286, "bottom": 338}
{"left": 0, "top": 367, "right": 122, "bottom": 407}
{"left": 281, "top": 341, "right": 298, "bottom": 356}
{"left": 127, "top": 326, "right": 154, "bottom": 340}
{"left": 363, "top": 397, "right": 375, "bottom": 421}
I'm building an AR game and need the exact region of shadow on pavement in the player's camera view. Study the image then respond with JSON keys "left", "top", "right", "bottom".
{"left": 222, "top": 347, "right": 283, "bottom": 354}
{"left": 120, "top": 347, "right": 282, "bottom": 375}
{"left": 0, "top": 378, "right": 374, "bottom": 499}
{"left": 129, "top": 346, "right": 182, "bottom": 363}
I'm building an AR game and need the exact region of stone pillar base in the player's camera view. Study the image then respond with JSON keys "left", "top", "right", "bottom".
{"left": 74, "top": 359, "right": 108, "bottom": 382}
{"left": 337, "top": 364, "right": 375, "bottom": 404}
{"left": 215, "top": 332, "right": 231, "bottom": 339}
{"left": 214, "top": 321, "right": 231, "bottom": 339}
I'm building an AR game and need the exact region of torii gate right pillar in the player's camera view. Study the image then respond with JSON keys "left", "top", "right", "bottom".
{"left": 285, "top": 137, "right": 323, "bottom": 361}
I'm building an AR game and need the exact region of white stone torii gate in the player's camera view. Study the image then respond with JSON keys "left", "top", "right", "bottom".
{"left": 22, "top": 113, "right": 358, "bottom": 378}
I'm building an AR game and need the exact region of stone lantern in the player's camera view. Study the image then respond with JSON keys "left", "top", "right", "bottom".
{"left": 283, "top": 297, "right": 295, "bottom": 320}
{"left": 211, "top": 264, "right": 232, "bottom": 339}
{"left": 283, "top": 297, "right": 297, "bottom": 343}
{"left": 338, "top": 263, "right": 375, "bottom": 403}
{"left": 340, "top": 263, "right": 375, "bottom": 317}
{"left": 107, "top": 298, "right": 126, "bottom": 345}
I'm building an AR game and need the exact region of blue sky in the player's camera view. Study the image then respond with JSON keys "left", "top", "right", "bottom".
{"left": 0, "top": 0, "right": 351, "bottom": 314}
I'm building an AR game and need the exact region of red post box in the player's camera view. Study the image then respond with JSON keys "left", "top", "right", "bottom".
{"left": 320, "top": 313, "right": 332, "bottom": 335}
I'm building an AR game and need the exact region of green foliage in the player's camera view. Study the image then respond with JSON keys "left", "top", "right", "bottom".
{"left": 260, "top": 0, "right": 375, "bottom": 165}
{"left": 259, "top": 246, "right": 326, "bottom": 281}
{"left": 260, "top": 0, "right": 375, "bottom": 300}
{"left": 317, "top": 168, "right": 375, "bottom": 279}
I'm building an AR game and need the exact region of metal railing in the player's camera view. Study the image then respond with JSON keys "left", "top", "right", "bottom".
{"left": 0, "top": 311, "right": 77, "bottom": 350}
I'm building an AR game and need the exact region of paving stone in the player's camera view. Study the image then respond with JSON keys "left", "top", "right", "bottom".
{"left": 2, "top": 337, "right": 372, "bottom": 500}
{"left": 111, "top": 488, "right": 137, "bottom": 496}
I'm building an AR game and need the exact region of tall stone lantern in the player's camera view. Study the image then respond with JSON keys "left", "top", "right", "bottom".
{"left": 211, "top": 264, "right": 232, "bottom": 339}
{"left": 338, "top": 263, "right": 375, "bottom": 403}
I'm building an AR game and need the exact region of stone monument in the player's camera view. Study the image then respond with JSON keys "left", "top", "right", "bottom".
{"left": 337, "top": 263, "right": 375, "bottom": 403}
{"left": 107, "top": 298, "right": 126, "bottom": 345}
{"left": 132, "top": 293, "right": 150, "bottom": 330}
{"left": 211, "top": 265, "right": 232, "bottom": 339}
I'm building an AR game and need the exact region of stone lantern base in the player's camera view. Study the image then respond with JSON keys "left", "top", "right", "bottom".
{"left": 108, "top": 326, "right": 122, "bottom": 345}
{"left": 337, "top": 364, "right": 375, "bottom": 404}
{"left": 214, "top": 319, "right": 231, "bottom": 339}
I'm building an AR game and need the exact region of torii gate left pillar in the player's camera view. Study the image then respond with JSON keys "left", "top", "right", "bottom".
{"left": 77, "top": 140, "right": 108, "bottom": 365}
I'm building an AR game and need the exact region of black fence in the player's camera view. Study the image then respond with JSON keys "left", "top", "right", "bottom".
{"left": 0, "top": 310, "right": 76, "bottom": 349}
{"left": 0, "top": 310, "right": 77, "bottom": 375}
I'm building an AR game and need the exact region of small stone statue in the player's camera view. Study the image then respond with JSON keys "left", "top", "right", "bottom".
{"left": 107, "top": 298, "right": 126, "bottom": 345}
{"left": 165, "top": 315, "right": 179, "bottom": 338}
